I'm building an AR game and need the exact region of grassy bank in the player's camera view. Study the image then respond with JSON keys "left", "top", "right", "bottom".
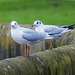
{"left": 0, "top": 0, "right": 75, "bottom": 26}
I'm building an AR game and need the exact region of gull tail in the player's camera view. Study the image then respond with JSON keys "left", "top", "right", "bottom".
{"left": 68, "top": 24, "right": 75, "bottom": 29}
{"left": 62, "top": 24, "right": 75, "bottom": 29}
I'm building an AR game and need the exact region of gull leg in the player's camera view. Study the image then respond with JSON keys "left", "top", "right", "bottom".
{"left": 24, "top": 45, "right": 28, "bottom": 56}
{"left": 49, "top": 40, "right": 52, "bottom": 50}
{"left": 26, "top": 45, "right": 27, "bottom": 55}
{"left": 28, "top": 46, "right": 30, "bottom": 56}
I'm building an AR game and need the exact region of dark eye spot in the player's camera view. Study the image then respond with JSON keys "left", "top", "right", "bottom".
{"left": 39, "top": 22, "right": 41, "bottom": 24}
{"left": 37, "top": 22, "right": 38, "bottom": 24}
{"left": 15, "top": 23, "right": 16, "bottom": 25}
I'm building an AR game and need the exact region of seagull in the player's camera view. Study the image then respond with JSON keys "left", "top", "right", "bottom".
{"left": 11, "top": 21, "right": 55, "bottom": 56}
{"left": 32, "top": 20, "right": 75, "bottom": 49}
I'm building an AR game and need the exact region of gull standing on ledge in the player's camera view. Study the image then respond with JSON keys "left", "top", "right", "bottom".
{"left": 32, "top": 20, "right": 75, "bottom": 49}
{"left": 11, "top": 21, "right": 55, "bottom": 56}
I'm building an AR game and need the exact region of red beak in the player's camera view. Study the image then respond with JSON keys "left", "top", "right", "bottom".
{"left": 12, "top": 25, "right": 14, "bottom": 27}
{"left": 31, "top": 25, "right": 35, "bottom": 27}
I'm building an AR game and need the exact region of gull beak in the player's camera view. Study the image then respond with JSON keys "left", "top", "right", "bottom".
{"left": 31, "top": 25, "right": 35, "bottom": 27}
{"left": 12, "top": 25, "right": 14, "bottom": 27}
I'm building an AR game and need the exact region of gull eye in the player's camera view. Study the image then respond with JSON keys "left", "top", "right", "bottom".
{"left": 37, "top": 22, "right": 38, "bottom": 24}
{"left": 15, "top": 23, "right": 16, "bottom": 25}
{"left": 40, "top": 22, "right": 41, "bottom": 24}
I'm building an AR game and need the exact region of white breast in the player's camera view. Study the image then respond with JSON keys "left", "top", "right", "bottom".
{"left": 11, "top": 29, "right": 28, "bottom": 45}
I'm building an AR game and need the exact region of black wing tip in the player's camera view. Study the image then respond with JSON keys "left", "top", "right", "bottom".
{"left": 69, "top": 24, "right": 75, "bottom": 29}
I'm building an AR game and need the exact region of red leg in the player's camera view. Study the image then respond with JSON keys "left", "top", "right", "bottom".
{"left": 49, "top": 40, "right": 52, "bottom": 50}
{"left": 28, "top": 46, "right": 30, "bottom": 56}
{"left": 26, "top": 45, "right": 27, "bottom": 55}
{"left": 24, "top": 45, "right": 28, "bottom": 56}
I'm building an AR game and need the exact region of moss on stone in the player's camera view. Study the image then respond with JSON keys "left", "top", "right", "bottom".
{"left": 0, "top": 44, "right": 74, "bottom": 75}
{"left": 0, "top": 24, "right": 75, "bottom": 75}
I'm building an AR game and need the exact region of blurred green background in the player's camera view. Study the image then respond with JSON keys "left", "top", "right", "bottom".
{"left": 0, "top": 0, "right": 75, "bottom": 26}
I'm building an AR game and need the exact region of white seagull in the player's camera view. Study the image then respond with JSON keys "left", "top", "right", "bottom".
{"left": 11, "top": 21, "right": 55, "bottom": 56}
{"left": 32, "top": 20, "right": 75, "bottom": 49}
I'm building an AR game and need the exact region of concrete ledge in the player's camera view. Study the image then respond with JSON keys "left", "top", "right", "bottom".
{"left": 0, "top": 44, "right": 75, "bottom": 75}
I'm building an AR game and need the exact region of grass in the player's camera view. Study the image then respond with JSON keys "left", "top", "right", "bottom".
{"left": 0, "top": 0, "right": 75, "bottom": 26}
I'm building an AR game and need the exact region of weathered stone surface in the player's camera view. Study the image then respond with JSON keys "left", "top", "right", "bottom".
{"left": 0, "top": 45, "right": 75, "bottom": 75}
{"left": 0, "top": 24, "right": 75, "bottom": 75}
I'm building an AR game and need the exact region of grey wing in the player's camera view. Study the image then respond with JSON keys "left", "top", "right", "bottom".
{"left": 43, "top": 25, "right": 64, "bottom": 34}
{"left": 22, "top": 30, "right": 45, "bottom": 41}
{"left": 49, "top": 28, "right": 71, "bottom": 37}
{"left": 48, "top": 28, "right": 64, "bottom": 35}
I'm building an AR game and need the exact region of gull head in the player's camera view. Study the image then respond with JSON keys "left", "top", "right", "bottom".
{"left": 11, "top": 21, "right": 19, "bottom": 29}
{"left": 32, "top": 20, "right": 43, "bottom": 27}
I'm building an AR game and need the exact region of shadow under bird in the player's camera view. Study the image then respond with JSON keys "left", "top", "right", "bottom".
{"left": 11, "top": 21, "right": 57, "bottom": 56}
{"left": 32, "top": 20, "right": 75, "bottom": 49}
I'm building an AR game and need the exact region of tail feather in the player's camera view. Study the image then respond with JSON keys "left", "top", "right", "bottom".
{"left": 68, "top": 24, "right": 75, "bottom": 29}
{"left": 62, "top": 24, "right": 75, "bottom": 29}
